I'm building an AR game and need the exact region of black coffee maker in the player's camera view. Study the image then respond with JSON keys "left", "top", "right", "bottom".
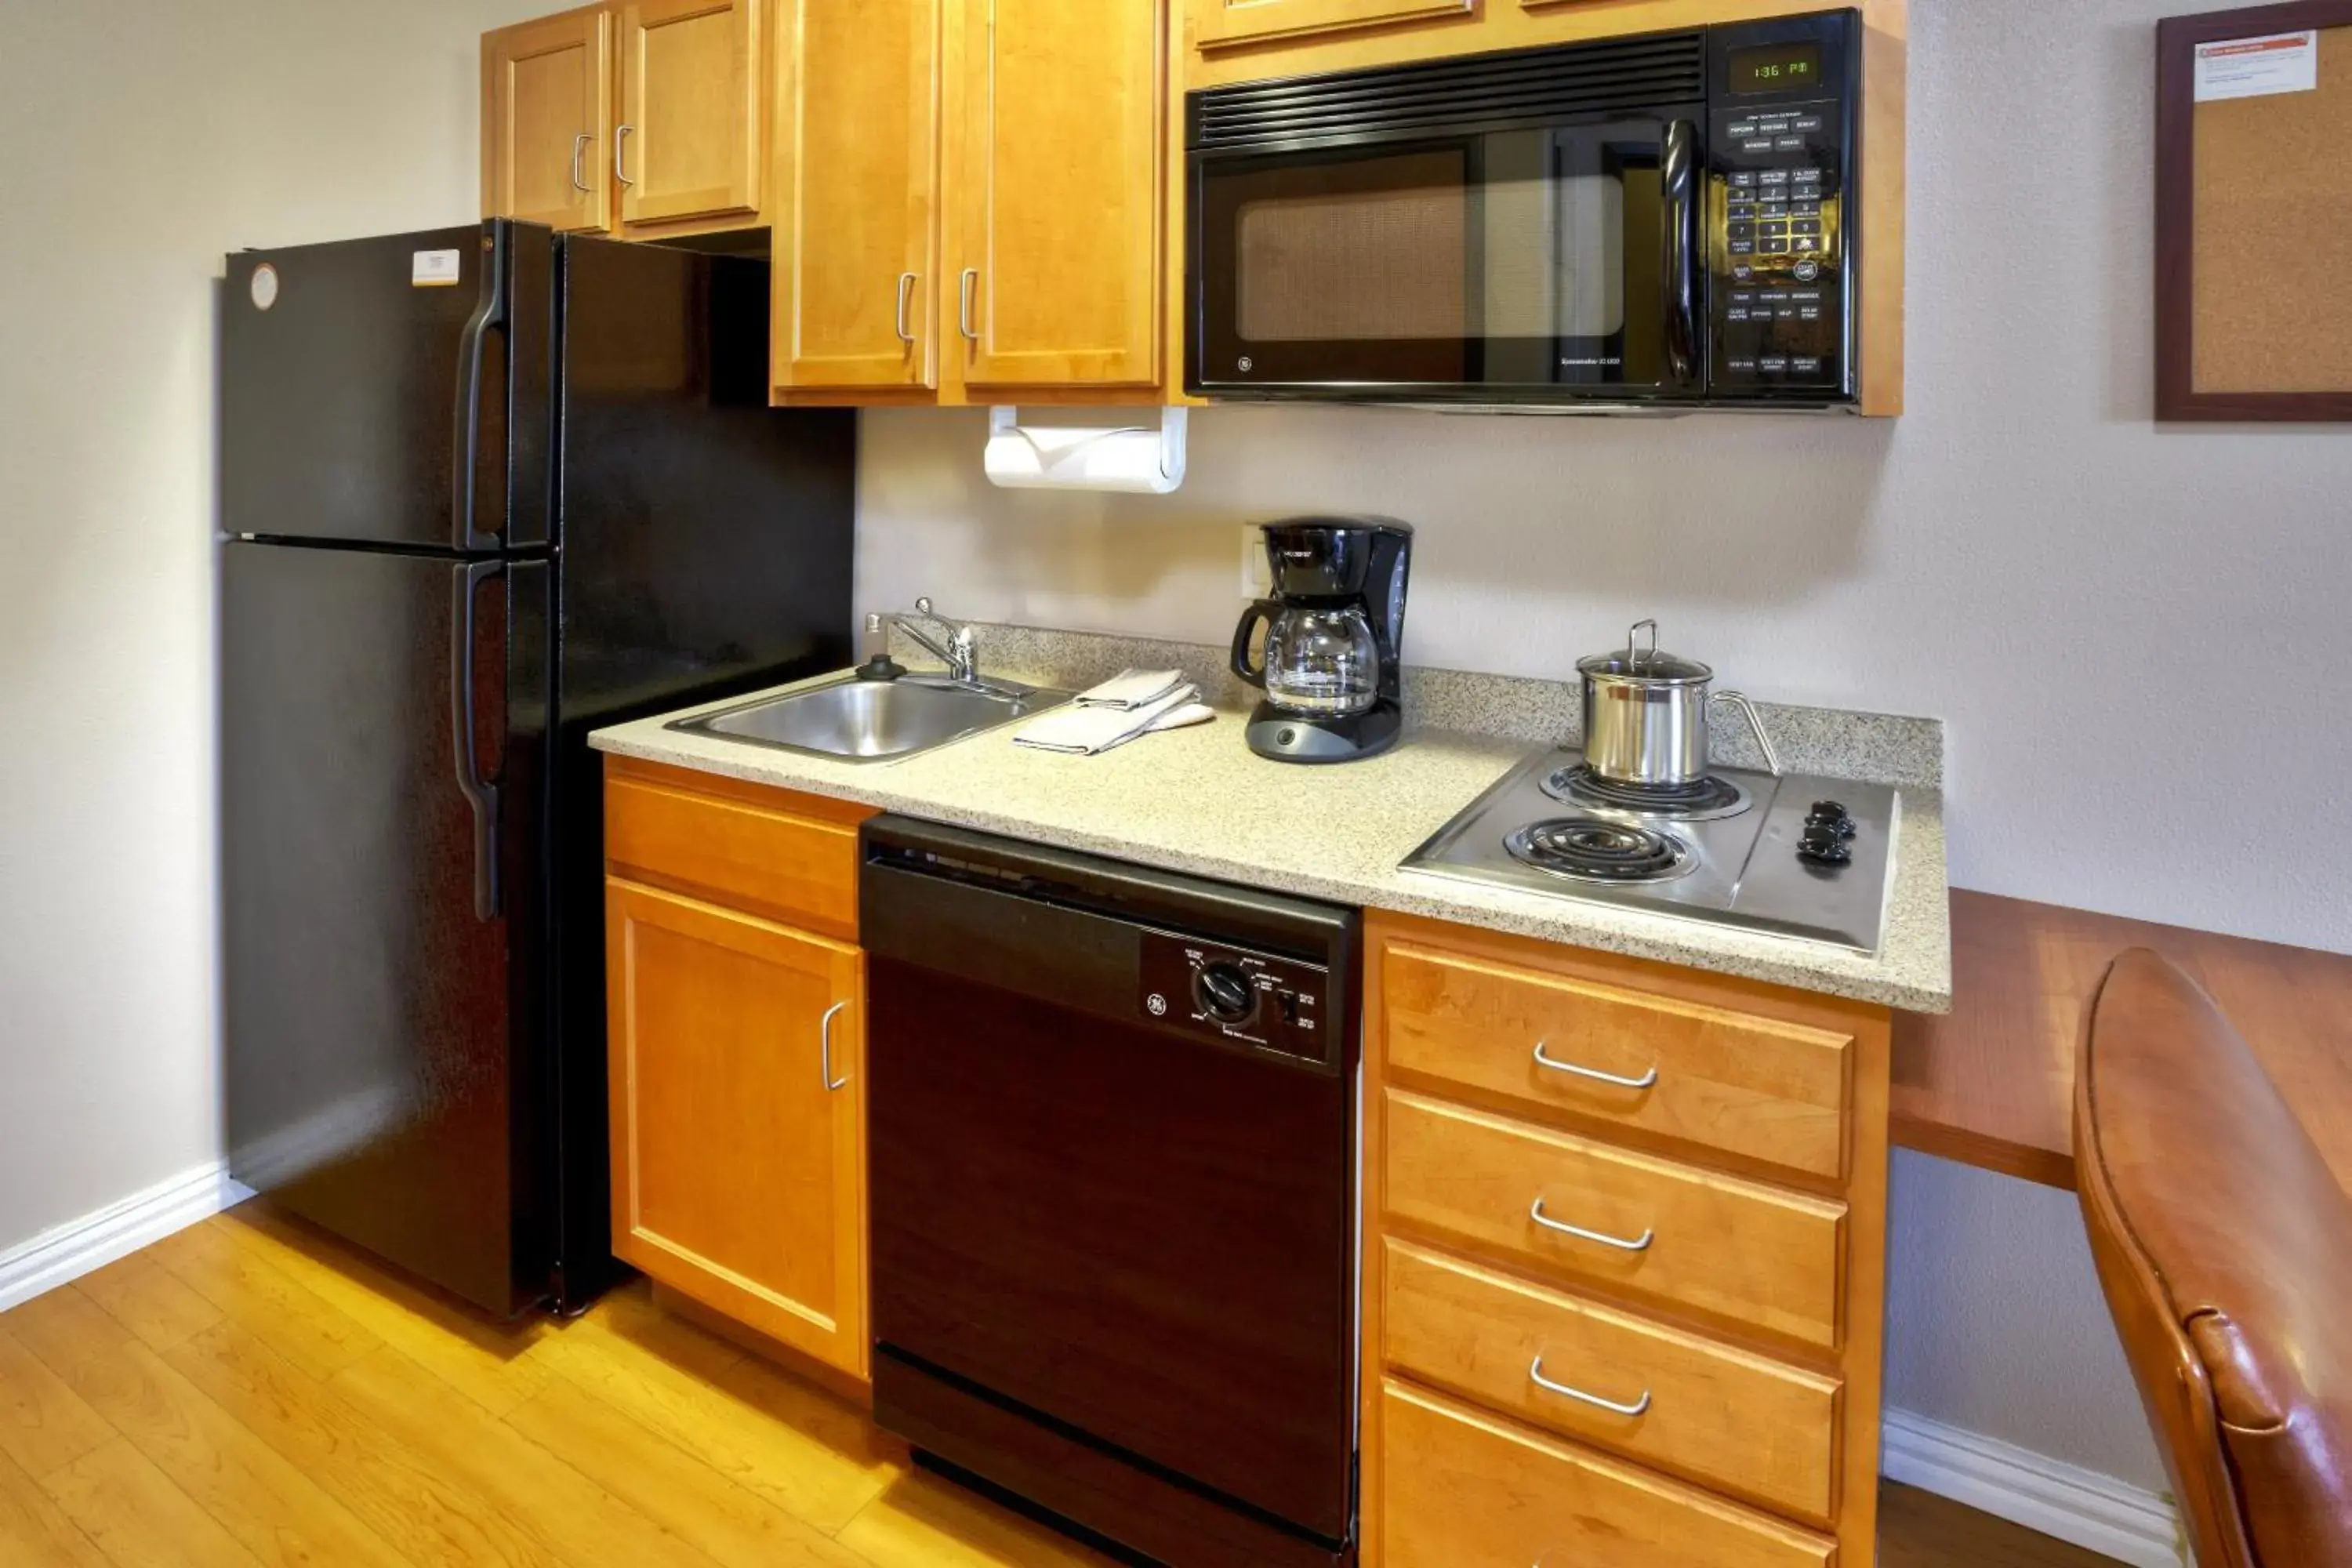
{"left": 1230, "top": 517, "right": 1414, "bottom": 764}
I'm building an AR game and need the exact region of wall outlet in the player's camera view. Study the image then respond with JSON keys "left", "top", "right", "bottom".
{"left": 1240, "top": 523, "right": 1269, "bottom": 600}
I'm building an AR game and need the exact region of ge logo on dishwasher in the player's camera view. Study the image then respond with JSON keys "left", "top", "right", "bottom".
{"left": 1146, "top": 994, "right": 1168, "bottom": 1016}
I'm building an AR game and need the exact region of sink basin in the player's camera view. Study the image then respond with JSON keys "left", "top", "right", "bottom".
{"left": 670, "top": 675, "right": 1069, "bottom": 762}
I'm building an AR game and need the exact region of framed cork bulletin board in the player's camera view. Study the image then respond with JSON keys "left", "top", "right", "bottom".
{"left": 2156, "top": 0, "right": 2352, "bottom": 419}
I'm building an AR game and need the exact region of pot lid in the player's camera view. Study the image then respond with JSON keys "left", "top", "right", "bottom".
{"left": 1577, "top": 648, "right": 1712, "bottom": 683}
{"left": 1578, "top": 620, "right": 1712, "bottom": 684}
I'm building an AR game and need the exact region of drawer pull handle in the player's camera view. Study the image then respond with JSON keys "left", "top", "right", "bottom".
{"left": 1533, "top": 1041, "right": 1658, "bottom": 1091}
{"left": 1530, "top": 1198, "right": 1653, "bottom": 1253}
{"left": 820, "top": 1000, "right": 849, "bottom": 1091}
{"left": 1530, "top": 1356, "right": 1653, "bottom": 1418}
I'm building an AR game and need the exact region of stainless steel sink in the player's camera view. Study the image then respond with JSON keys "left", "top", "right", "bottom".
{"left": 669, "top": 674, "right": 1069, "bottom": 762}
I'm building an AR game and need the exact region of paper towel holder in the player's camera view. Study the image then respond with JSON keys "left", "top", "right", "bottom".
{"left": 984, "top": 405, "right": 1188, "bottom": 494}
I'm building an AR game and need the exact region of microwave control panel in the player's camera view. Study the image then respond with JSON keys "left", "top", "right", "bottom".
{"left": 1705, "top": 13, "right": 1860, "bottom": 399}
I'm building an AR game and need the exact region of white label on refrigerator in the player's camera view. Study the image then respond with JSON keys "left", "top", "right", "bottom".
{"left": 2194, "top": 31, "right": 2318, "bottom": 101}
{"left": 412, "top": 248, "right": 463, "bottom": 287}
{"left": 249, "top": 263, "right": 279, "bottom": 311}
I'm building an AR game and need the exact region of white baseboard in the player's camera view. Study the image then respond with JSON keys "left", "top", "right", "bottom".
{"left": 1885, "top": 1406, "right": 2187, "bottom": 1567}
{"left": 0, "top": 1161, "right": 255, "bottom": 1312}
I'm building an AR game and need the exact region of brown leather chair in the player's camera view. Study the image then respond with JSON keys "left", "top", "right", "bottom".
{"left": 2076, "top": 947, "right": 2352, "bottom": 1568}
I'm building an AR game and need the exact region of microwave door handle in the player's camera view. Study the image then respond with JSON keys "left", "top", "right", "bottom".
{"left": 1661, "top": 119, "right": 1701, "bottom": 388}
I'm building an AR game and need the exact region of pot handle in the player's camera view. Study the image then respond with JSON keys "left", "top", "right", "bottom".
{"left": 1712, "top": 691, "right": 1783, "bottom": 777}
{"left": 1231, "top": 600, "right": 1278, "bottom": 689}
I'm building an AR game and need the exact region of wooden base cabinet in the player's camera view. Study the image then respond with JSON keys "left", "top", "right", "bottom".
{"left": 603, "top": 758, "right": 876, "bottom": 1380}
{"left": 1360, "top": 910, "right": 1893, "bottom": 1568}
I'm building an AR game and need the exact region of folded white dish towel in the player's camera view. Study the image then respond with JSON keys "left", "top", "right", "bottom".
{"left": 1014, "top": 686, "right": 1205, "bottom": 755}
{"left": 1075, "top": 667, "right": 1188, "bottom": 710}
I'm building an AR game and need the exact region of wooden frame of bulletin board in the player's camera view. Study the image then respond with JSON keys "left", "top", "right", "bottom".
{"left": 2156, "top": 0, "right": 2352, "bottom": 419}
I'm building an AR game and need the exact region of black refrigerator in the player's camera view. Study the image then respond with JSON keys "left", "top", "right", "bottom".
{"left": 220, "top": 220, "right": 855, "bottom": 1316}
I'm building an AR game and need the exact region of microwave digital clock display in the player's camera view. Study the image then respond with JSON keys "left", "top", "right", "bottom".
{"left": 1728, "top": 42, "right": 1824, "bottom": 94}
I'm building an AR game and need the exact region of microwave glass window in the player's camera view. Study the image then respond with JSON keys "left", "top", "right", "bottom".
{"left": 1238, "top": 184, "right": 1468, "bottom": 342}
{"left": 1728, "top": 42, "right": 1823, "bottom": 94}
{"left": 1196, "top": 122, "right": 1674, "bottom": 389}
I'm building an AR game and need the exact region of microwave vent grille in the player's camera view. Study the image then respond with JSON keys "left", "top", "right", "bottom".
{"left": 1190, "top": 34, "right": 1707, "bottom": 151}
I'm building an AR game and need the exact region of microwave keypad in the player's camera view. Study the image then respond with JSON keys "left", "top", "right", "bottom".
{"left": 1711, "top": 103, "right": 1846, "bottom": 393}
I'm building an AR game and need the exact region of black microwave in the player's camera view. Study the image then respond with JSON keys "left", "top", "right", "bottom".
{"left": 1185, "top": 9, "right": 1864, "bottom": 409}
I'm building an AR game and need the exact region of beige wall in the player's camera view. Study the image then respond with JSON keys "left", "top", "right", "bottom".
{"left": 0, "top": 0, "right": 547, "bottom": 1255}
{"left": 855, "top": 0, "right": 2352, "bottom": 1498}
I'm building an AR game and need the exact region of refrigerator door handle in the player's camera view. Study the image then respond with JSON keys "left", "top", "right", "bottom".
{"left": 451, "top": 560, "right": 504, "bottom": 921}
{"left": 452, "top": 223, "right": 510, "bottom": 553}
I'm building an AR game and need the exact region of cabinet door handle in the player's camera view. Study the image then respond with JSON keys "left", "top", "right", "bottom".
{"left": 1529, "top": 1197, "right": 1653, "bottom": 1253}
{"left": 614, "top": 124, "right": 635, "bottom": 187}
{"left": 570, "top": 132, "right": 593, "bottom": 194}
{"left": 1533, "top": 1041, "right": 1658, "bottom": 1091}
{"left": 820, "top": 1000, "right": 849, "bottom": 1091}
{"left": 895, "top": 272, "right": 917, "bottom": 346}
{"left": 958, "top": 267, "right": 980, "bottom": 343}
{"left": 1530, "top": 1357, "right": 1652, "bottom": 1418}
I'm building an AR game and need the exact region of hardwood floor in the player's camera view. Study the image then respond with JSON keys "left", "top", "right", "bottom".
{"left": 0, "top": 1203, "right": 2125, "bottom": 1568}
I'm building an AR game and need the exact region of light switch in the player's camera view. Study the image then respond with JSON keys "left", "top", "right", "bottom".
{"left": 1240, "top": 524, "right": 1269, "bottom": 599}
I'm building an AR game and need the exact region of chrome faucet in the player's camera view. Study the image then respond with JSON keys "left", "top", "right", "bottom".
{"left": 887, "top": 597, "right": 983, "bottom": 688}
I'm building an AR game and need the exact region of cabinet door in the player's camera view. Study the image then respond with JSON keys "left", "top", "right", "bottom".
{"left": 951, "top": 0, "right": 1162, "bottom": 388}
{"left": 607, "top": 879, "right": 867, "bottom": 1377}
{"left": 619, "top": 0, "right": 764, "bottom": 228}
{"left": 773, "top": 0, "right": 941, "bottom": 390}
{"left": 1189, "top": 0, "right": 1469, "bottom": 49}
{"left": 483, "top": 9, "right": 613, "bottom": 232}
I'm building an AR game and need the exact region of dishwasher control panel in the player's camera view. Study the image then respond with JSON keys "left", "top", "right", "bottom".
{"left": 1138, "top": 929, "right": 1334, "bottom": 1068}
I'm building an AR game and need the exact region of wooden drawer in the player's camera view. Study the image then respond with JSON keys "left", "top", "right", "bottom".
{"left": 1382, "top": 1238, "right": 1841, "bottom": 1523}
{"left": 1378, "top": 1379, "right": 1835, "bottom": 1568}
{"left": 604, "top": 762, "right": 869, "bottom": 938}
{"left": 1383, "top": 1089, "right": 1847, "bottom": 1348}
{"left": 1381, "top": 938, "right": 1853, "bottom": 1179}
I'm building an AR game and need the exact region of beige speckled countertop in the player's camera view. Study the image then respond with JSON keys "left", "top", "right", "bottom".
{"left": 592, "top": 662, "right": 1952, "bottom": 1014}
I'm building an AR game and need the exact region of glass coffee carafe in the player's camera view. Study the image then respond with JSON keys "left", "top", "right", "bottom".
{"left": 1251, "top": 604, "right": 1381, "bottom": 716}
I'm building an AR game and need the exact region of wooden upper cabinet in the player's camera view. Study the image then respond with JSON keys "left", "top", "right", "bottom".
{"left": 951, "top": 0, "right": 1163, "bottom": 389}
{"left": 1190, "top": 0, "right": 1470, "bottom": 49}
{"left": 606, "top": 878, "right": 869, "bottom": 1377}
{"left": 618, "top": 0, "right": 764, "bottom": 229}
{"left": 484, "top": 9, "right": 613, "bottom": 232}
{"left": 773, "top": 0, "right": 941, "bottom": 391}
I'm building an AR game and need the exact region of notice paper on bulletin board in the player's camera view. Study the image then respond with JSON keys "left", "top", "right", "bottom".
{"left": 2158, "top": 4, "right": 2352, "bottom": 419}
{"left": 2193, "top": 29, "right": 2319, "bottom": 98}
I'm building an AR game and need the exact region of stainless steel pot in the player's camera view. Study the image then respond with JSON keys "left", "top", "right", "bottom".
{"left": 1576, "top": 620, "right": 1782, "bottom": 786}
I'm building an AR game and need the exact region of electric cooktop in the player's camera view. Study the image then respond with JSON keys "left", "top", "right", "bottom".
{"left": 1402, "top": 750, "right": 1900, "bottom": 954}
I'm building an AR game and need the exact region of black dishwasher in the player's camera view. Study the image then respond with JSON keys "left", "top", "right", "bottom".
{"left": 862, "top": 816, "right": 1359, "bottom": 1568}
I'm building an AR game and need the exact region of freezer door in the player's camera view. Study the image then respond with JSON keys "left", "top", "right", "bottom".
{"left": 223, "top": 541, "right": 552, "bottom": 1316}
{"left": 555, "top": 234, "right": 855, "bottom": 728}
{"left": 222, "top": 223, "right": 553, "bottom": 550}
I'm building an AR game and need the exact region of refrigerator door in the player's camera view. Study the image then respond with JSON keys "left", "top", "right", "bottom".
{"left": 223, "top": 540, "right": 553, "bottom": 1316}
{"left": 537, "top": 234, "right": 858, "bottom": 1307}
{"left": 555, "top": 234, "right": 855, "bottom": 727}
{"left": 222, "top": 223, "right": 553, "bottom": 552}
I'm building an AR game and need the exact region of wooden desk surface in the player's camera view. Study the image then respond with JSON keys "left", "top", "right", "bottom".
{"left": 1890, "top": 889, "right": 2352, "bottom": 1191}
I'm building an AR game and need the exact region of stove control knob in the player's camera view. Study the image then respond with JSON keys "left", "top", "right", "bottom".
{"left": 1798, "top": 825, "right": 1854, "bottom": 868}
{"left": 1195, "top": 962, "right": 1258, "bottom": 1025}
{"left": 1806, "top": 800, "right": 1858, "bottom": 840}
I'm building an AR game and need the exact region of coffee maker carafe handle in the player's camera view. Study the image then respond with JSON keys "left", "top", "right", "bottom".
{"left": 1229, "top": 600, "right": 1279, "bottom": 688}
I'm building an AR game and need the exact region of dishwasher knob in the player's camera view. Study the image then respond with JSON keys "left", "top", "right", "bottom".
{"left": 1194, "top": 962, "right": 1257, "bottom": 1025}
